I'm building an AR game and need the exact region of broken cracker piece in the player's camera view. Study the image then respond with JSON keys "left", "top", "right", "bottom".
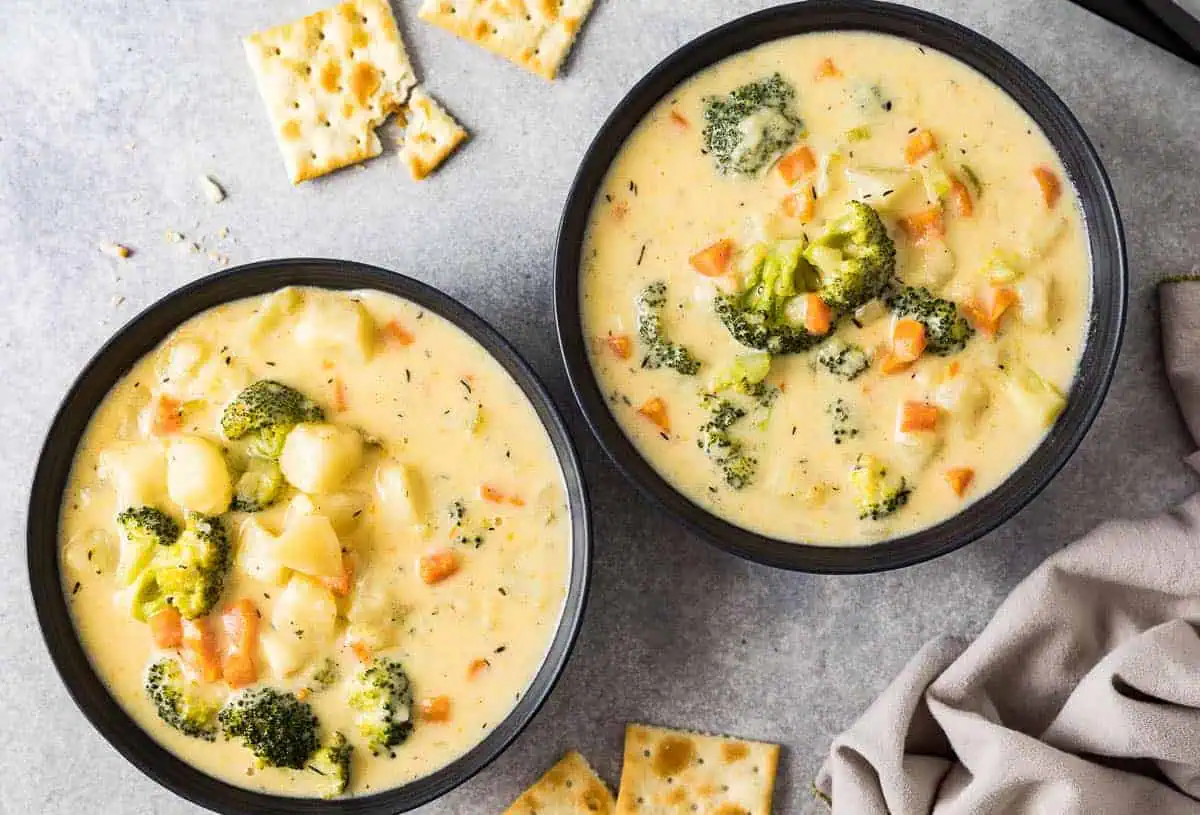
{"left": 199, "top": 175, "right": 226, "bottom": 202}
{"left": 99, "top": 241, "right": 132, "bottom": 259}
{"left": 397, "top": 87, "right": 468, "bottom": 180}
{"left": 504, "top": 751, "right": 614, "bottom": 815}
{"left": 418, "top": 0, "right": 595, "bottom": 80}
{"left": 243, "top": 0, "right": 418, "bottom": 183}
{"left": 614, "top": 724, "right": 779, "bottom": 815}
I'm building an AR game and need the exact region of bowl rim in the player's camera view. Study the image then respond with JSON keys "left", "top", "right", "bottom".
{"left": 27, "top": 259, "right": 592, "bottom": 814}
{"left": 553, "top": 0, "right": 1127, "bottom": 573}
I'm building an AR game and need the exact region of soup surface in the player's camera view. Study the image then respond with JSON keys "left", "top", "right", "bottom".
{"left": 60, "top": 286, "right": 570, "bottom": 797}
{"left": 581, "top": 32, "right": 1090, "bottom": 545}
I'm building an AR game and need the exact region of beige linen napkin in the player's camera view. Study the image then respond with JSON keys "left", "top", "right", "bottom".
{"left": 815, "top": 280, "right": 1200, "bottom": 814}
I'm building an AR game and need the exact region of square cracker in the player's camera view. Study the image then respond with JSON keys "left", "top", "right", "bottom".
{"left": 504, "top": 750, "right": 616, "bottom": 815}
{"left": 418, "top": 0, "right": 595, "bottom": 80}
{"left": 397, "top": 87, "right": 468, "bottom": 180}
{"left": 614, "top": 724, "right": 780, "bottom": 815}
{"left": 244, "top": 0, "right": 418, "bottom": 183}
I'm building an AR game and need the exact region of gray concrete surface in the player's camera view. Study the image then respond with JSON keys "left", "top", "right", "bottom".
{"left": 2, "top": 1, "right": 1198, "bottom": 813}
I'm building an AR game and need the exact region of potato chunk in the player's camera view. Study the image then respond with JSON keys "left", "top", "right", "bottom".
{"left": 261, "top": 575, "right": 337, "bottom": 677}
{"left": 294, "top": 296, "right": 376, "bottom": 362}
{"left": 374, "top": 460, "right": 427, "bottom": 529}
{"left": 166, "top": 435, "right": 233, "bottom": 514}
{"left": 235, "top": 518, "right": 288, "bottom": 584}
{"left": 278, "top": 423, "right": 363, "bottom": 494}
{"left": 98, "top": 441, "right": 168, "bottom": 507}
{"left": 275, "top": 510, "right": 344, "bottom": 579}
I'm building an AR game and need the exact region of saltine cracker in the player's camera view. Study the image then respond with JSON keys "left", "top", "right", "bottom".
{"left": 397, "top": 88, "right": 468, "bottom": 180}
{"left": 614, "top": 724, "right": 780, "bottom": 814}
{"left": 244, "top": 0, "right": 418, "bottom": 183}
{"left": 418, "top": 0, "right": 595, "bottom": 80}
{"left": 503, "top": 750, "right": 616, "bottom": 815}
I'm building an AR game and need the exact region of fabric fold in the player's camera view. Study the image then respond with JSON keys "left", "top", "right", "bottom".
{"left": 816, "top": 281, "right": 1200, "bottom": 814}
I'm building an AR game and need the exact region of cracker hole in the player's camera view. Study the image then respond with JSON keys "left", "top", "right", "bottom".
{"left": 564, "top": 780, "right": 573, "bottom": 789}
{"left": 721, "top": 785, "right": 730, "bottom": 792}
{"left": 310, "top": 151, "right": 318, "bottom": 159}
{"left": 753, "top": 766, "right": 759, "bottom": 773}
{"left": 643, "top": 750, "right": 650, "bottom": 758}
{"left": 361, "top": 15, "right": 368, "bottom": 23}
{"left": 274, "top": 47, "right": 281, "bottom": 56}
{"left": 293, "top": 101, "right": 300, "bottom": 109}
{"left": 318, "top": 31, "right": 326, "bottom": 40}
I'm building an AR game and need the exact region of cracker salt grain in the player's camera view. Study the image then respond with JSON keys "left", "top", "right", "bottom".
{"left": 243, "top": 0, "right": 418, "bottom": 183}
{"left": 504, "top": 751, "right": 615, "bottom": 815}
{"left": 417, "top": 0, "right": 595, "bottom": 80}
{"left": 396, "top": 88, "right": 468, "bottom": 180}
{"left": 614, "top": 724, "right": 779, "bottom": 815}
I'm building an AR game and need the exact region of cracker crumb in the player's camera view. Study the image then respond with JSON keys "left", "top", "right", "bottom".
{"left": 164, "top": 230, "right": 186, "bottom": 244}
{"left": 99, "top": 242, "right": 132, "bottom": 259}
{"left": 217, "top": 227, "right": 230, "bottom": 239}
{"left": 188, "top": 243, "right": 200, "bottom": 253}
{"left": 200, "top": 175, "right": 226, "bottom": 203}
{"left": 112, "top": 295, "right": 126, "bottom": 307}
{"left": 207, "top": 251, "right": 229, "bottom": 267}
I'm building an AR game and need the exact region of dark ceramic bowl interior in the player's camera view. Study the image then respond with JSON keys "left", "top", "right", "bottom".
{"left": 555, "top": 0, "right": 1126, "bottom": 573}
{"left": 28, "top": 260, "right": 591, "bottom": 814}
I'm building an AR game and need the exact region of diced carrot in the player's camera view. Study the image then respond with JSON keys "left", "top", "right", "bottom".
{"left": 637, "top": 397, "right": 669, "bottom": 433}
{"left": 148, "top": 607, "right": 182, "bottom": 649}
{"left": 947, "top": 360, "right": 962, "bottom": 378}
{"left": 892, "top": 319, "right": 928, "bottom": 362}
{"left": 420, "top": 695, "right": 452, "bottom": 723}
{"left": 296, "top": 687, "right": 311, "bottom": 701}
{"left": 948, "top": 177, "right": 974, "bottom": 217}
{"left": 606, "top": 334, "right": 632, "bottom": 360}
{"left": 781, "top": 186, "right": 816, "bottom": 223}
{"left": 481, "top": 484, "right": 505, "bottom": 503}
{"left": 351, "top": 640, "right": 372, "bottom": 663}
{"left": 803, "top": 294, "right": 833, "bottom": 335}
{"left": 1033, "top": 166, "right": 1061, "bottom": 208}
{"left": 945, "top": 467, "right": 975, "bottom": 497}
{"left": 904, "top": 129, "right": 937, "bottom": 164}
{"left": 776, "top": 145, "right": 817, "bottom": 184}
{"left": 964, "top": 286, "right": 1017, "bottom": 338}
{"left": 815, "top": 57, "right": 842, "bottom": 79}
{"left": 689, "top": 239, "right": 734, "bottom": 277}
{"left": 333, "top": 377, "right": 348, "bottom": 412}
{"left": 900, "top": 401, "right": 940, "bottom": 433}
{"left": 898, "top": 207, "right": 945, "bottom": 245}
{"left": 381, "top": 319, "right": 415, "bottom": 346}
{"left": 321, "top": 359, "right": 335, "bottom": 370}
{"left": 420, "top": 549, "right": 460, "bottom": 585}
{"left": 508, "top": 495, "right": 525, "bottom": 507}
{"left": 182, "top": 618, "right": 222, "bottom": 683}
{"left": 151, "top": 394, "right": 183, "bottom": 436}
{"left": 220, "top": 599, "right": 259, "bottom": 689}
{"left": 669, "top": 109, "right": 689, "bottom": 129}
{"left": 467, "top": 658, "right": 490, "bottom": 679}
{"left": 318, "top": 555, "right": 354, "bottom": 597}
{"left": 879, "top": 352, "right": 912, "bottom": 376}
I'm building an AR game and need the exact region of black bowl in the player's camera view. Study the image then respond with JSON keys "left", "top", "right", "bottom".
{"left": 554, "top": 0, "right": 1126, "bottom": 573}
{"left": 28, "top": 260, "right": 591, "bottom": 814}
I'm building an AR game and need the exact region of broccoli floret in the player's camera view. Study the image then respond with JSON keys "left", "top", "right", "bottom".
{"left": 885, "top": 285, "right": 975, "bottom": 355}
{"left": 116, "top": 506, "right": 181, "bottom": 585}
{"left": 231, "top": 458, "right": 285, "bottom": 512}
{"left": 702, "top": 74, "right": 803, "bottom": 176}
{"left": 636, "top": 282, "right": 701, "bottom": 375}
{"left": 804, "top": 201, "right": 896, "bottom": 312}
{"left": 308, "top": 731, "right": 353, "bottom": 798}
{"left": 713, "top": 241, "right": 825, "bottom": 355}
{"left": 220, "top": 380, "right": 324, "bottom": 458}
{"left": 850, "top": 454, "right": 911, "bottom": 521}
{"left": 131, "top": 512, "right": 230, "bottom": 621}
{"left": 827, "top": 398, "right": 860, "bottom": 446}
{"left": 117, "top": 506, "right": 181, "bottom": 547}
{"left": 348, "top": 657, "right": 414, "bottom": 755}
{"left": 816, "top": 338, "right": 872, "bottom": 381}
{"left": 697, "top": 396, "right": 757, "bottom": 489}
{"left": 144, "top": 658, "right": 219, "bottom": 741}
{"left": 219, "top": 687, "right": 320, "bottom": 770}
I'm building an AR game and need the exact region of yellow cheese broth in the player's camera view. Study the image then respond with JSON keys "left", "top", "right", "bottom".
{"left": 59, "top": 287, "right": 570, "bottom": 796}
{"left": 581, "top": 32, "right": 1090, "bottom": 545}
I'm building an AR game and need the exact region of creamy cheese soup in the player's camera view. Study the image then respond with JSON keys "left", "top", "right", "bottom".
{"left": 60, "top": 286, "right": 570, "bottom": 797}
{"left": 581, "top": 32, "right": 1090, "bottom": 545}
